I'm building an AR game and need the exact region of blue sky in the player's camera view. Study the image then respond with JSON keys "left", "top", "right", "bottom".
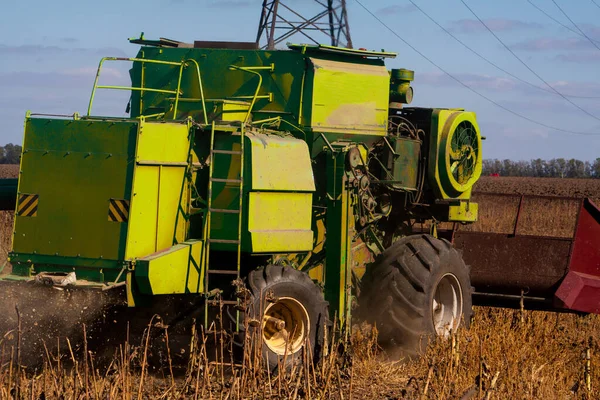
{"left": 1, "top": 0, "right": 599, "bottom": 160}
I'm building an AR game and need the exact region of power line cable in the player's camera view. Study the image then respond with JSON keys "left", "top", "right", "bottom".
{"left": 526, "top": 0, "right": 600, "bottom": 46}
{"left": 591, "top": 0, "right": 600, "bottom": 11}
{"left": 550, "top": 0, "right": 600, "bottom": 52}
{"left": 408, "top": 0, "right": 600, "bottom": 99}
{"left": 460, "top": 0, "right": 600, "bottom": 123}
{"left": 352, "top": 0, "right": 599, "bottom": 136}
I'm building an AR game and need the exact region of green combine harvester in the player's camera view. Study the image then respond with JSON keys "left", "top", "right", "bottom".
{"left": 2, "top": 36, "right": 486, "bottom": 363}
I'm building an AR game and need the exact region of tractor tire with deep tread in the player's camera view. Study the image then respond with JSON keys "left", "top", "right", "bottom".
{"left": 243, "top": 265, "right": 329, "bottom": 369}
{"left": 359, "top": 234, "right": 472, "bottom": 357}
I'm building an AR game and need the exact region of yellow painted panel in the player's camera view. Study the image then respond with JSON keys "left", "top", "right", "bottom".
{"left": 126, "top": 121, "right": 190, "bottom": 260}
{"left": 214, "top": 100, "right": 251, "bottom": 122}
{"left": 250, "top": 231, "right": 314, "bottom": 253}
{"left": 157, "top": 167, "right": 187, "bottom": 249}
{"left": 136, "top": 240, "right": 204, "bottom": 295}
{"left": 449, "top": 201, "right": 478, "bottom": 222}
{"left": 248, "top": 192, "right": 313, "bottom": 252}
{"left": 248, "top": 133, "right": 315, "bottom": 191}
{"left": 126, "top": 166, "right": 158, "bottom": 259}
{"left": 310, "top": 58, "right": 389, "bottom": 135}
{"left": 137, "top": 121, "right": 190, "bottom": 163}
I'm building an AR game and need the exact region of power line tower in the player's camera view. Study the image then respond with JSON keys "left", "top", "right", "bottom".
{"left": 256, "top": 0, "right": 353, "bottom": 50}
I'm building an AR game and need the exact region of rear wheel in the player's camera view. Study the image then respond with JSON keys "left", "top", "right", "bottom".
{"left": 359, "top": 234, "right": 472, "bottom": 356}
{"left": 243, "top": 265, "right": 328, "bottom": 369}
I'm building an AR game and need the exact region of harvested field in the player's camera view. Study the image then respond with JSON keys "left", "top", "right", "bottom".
{"left": 476, "top": 176, "right": 600, "bottom": 203}
{"left": 0, "top": 307, "right": 598, "bottom": 398}
{"left": 0, "top": 165, "right": 18, "bottom": 179}
{"left": 1, "top": 173, "right": 599, "bottom": 398}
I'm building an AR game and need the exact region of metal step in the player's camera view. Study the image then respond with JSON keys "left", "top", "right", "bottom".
{"left": 208, "top": 270, "right": 239, "bottom": 275}
{"left": 210, "top": 178, "right": 242, "bottom": 184}
{"left": 208, "top": 239, "right": 240, "bottom": 244}
{"left": 209, "top": 208, "right": 240, "bottom": 214}
{"left": 212, "top": 149, "right": 243, "bottom": 155}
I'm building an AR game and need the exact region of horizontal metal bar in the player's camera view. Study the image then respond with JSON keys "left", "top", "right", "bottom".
{"left": 207, "top": 300, "right": 239, "bottom": 305}
{"left": 209, "top": 208, "right": 240, "bottom": 214}
{"left": 137, "top": 161, "right": 189, "bottom": 167}
{"left": 96, "top": 85, "right": 178, "bottom": 94}
{"left": 167, "top": 97, "right": 204, "bottom": 102}
{"left": 208, "top": 270, "right": 239, "bottom": 275}
{"left": 473, "top": 292, "right": 548, "bottom": 302}
{"left": 210, "top": 178, "right": 242, "bottom": 184}
{"left": 208, "top": 239, "right": 240, "bottom": 244}
{"left": 211, "top": 149, "right": 242, "bottom": 155}
{"left": 238, "top": 65, "right": 274, "bottom": 71}
{"left": 106, "top": 57, "right": 183, "bottom": 66}
{"left": 29, "top": 113, "right": 78, "bottom": 118}
{"left": 228, "top": 94, "right": 271, "bottom": 100}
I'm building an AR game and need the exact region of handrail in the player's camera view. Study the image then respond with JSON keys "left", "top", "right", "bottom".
{"left": 87, "top": 57, "right": 189, "bottom": 120}
{"left": 227, "top": 64, "right": 274, "bottom": 124}
{"left": 184, "top": 59, "right": 208, "bottom": 125}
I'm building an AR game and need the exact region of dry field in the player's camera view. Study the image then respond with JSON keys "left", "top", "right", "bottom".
{"left": 1, "top": 168, "right": 599, "bottom": 398}
{"left": 475, "top": 176, "right": 600, "bottom": 203}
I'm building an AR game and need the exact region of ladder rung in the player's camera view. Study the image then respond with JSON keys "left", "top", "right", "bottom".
{"left": 210, "top": 178, "right": 242, "bottom": 184}
{"left": 209, "top": 208, "right": 240, "bottom": 214}
{"left": 212, "top": 149, "right": 243, "bottom": 155}
{"left": 208, "top": 270, "right": 239, "bottom": 275}
{"left": 208, "top": 239, "right": 240, "bottom": 244}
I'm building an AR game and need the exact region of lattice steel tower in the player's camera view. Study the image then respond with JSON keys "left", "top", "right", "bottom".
{"left": 256, "top": 0, "right": 353, "bottom": 50}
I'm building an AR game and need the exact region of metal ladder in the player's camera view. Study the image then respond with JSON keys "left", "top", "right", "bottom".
{"left": 203, "top": 121, "right": 245, "bottom": 325}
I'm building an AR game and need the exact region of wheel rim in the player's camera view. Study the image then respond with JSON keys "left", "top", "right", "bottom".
{"left": 262, "top": 297, "right": 310, "bottom": 356}
{"left": 432, "top": 273, "right": 463, "bottom": 337}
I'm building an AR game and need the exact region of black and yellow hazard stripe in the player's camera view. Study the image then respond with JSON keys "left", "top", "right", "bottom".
{"left": 108, "top": 198, "right": 130, "bottom": 222}
{"left": 17, "top": 194, "right": 39, "bottom": 217}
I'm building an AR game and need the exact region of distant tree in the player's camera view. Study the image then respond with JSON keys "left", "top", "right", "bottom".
{"left": 593, "top": 158, "right": 600, "bottom": 178}
{"left": 0, "top": 143, "right": 22, "bottom": 164}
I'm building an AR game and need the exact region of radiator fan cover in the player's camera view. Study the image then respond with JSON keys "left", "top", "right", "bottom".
{"left": 429, "top": 109, "right": 482, "bottom": 199}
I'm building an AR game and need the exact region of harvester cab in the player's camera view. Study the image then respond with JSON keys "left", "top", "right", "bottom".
{"left": 1, "top": 37, "right": 599, "bottom": 365}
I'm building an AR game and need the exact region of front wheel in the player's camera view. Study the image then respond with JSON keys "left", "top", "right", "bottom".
{"left": 243, "top": 265, "right": 328, "bottom": 369}
{"left": 359, "top": 234, "right": 472, "bottom": 356}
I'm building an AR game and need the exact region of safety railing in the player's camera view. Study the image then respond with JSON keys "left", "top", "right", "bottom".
{"left": 227, "top": 64, "right": 274, "bottom": 124}
{"left": 87, "top": 57, "right": 208, "bottom": 124}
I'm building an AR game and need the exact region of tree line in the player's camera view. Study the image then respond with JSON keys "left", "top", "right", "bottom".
{"left": 483, "top": 158, "right": 600, "bottom": 178}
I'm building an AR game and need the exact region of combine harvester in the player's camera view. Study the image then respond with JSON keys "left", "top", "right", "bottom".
{"left": 1, "top": 36, "right": 599, "bottom": 364}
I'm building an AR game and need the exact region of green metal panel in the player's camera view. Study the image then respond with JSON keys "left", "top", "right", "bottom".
{"left": 324, "top": 146, "right": 354, "bottom": 334}
{"left": 390, "top": 137, "right": 420, "bottom": 190}
{"left": 13, "top": 117, "right": 137, "bottom": 260}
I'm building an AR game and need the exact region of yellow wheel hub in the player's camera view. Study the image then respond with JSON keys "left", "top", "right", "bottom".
{"left": 262, "top": 297, "right": 310, "bottom": 356}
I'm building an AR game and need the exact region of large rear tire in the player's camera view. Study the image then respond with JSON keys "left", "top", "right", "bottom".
{"left": 359, "top": 234, "right": 472, "bottom": 357}
{"left": 243, "top": 265, "right": 328, "bottom": 369}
